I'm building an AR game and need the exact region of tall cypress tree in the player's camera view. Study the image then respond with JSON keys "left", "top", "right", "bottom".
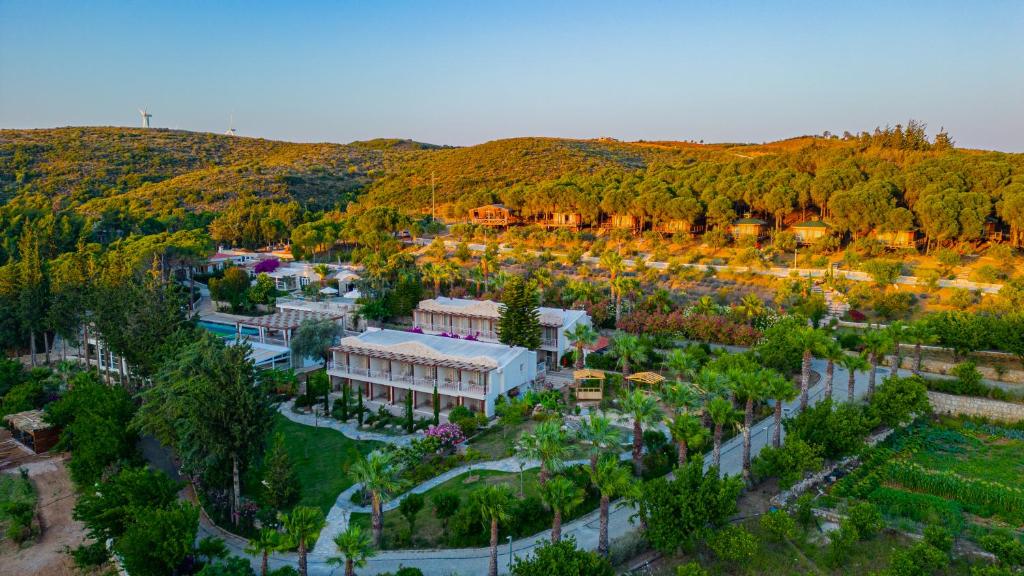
{"left": 432, "top": 383, "right": 440, "bottom": 426}
{"left": 497, "top": 276, "right": 541, "bottom": 350}
{"left": 405, "top": 390, "right": 414, "bottom": 432}
{"left": 356, "top": 384, "right": 364, "bottom": 426}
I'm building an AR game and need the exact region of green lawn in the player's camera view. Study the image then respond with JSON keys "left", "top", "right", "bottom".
{"left": 351, "top": 466, "right": 601, "bottom": 549}
{"left": 468, "top": 420, "right": 540, "bottom": 460}
{"left": 245, "top": 413, "right": 383, "bottom": 514}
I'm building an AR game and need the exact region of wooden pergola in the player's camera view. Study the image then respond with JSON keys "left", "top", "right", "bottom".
{"left": 626, "top": 371, "right": 666, "bottom": 392}
{"left": 573, "top": 369, "right": 606, "bottom": 401}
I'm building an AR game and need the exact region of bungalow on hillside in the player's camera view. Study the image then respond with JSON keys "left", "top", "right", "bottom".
{"left": 791, "top": 220, "right": 830, "bottom": 244}
{"left": 539, "top": 211, "right": 583, "bottom": 230}
{"left": 603, "top": 214, "right": 640, "bottom": 233}
{"left": 412, "top": 297, "right": 592, "bottom": 370}
{"left": 657, "top": 219, "right": 705, "bottom": 236}
{"left": 730, "top": 216, "right": 769, "bottom": 240}
{"left": 470, "top": 204, "right": 518, "bottom": 227}
{"left": 873, "top": 229, "right": 917, "bottom": 248}
{"left": 327, "top": 328, "right": 538, "bottom": 418}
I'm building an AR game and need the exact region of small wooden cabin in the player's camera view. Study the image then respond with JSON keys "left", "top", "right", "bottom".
{"left": 730, "top": 217, "right": 768, "bottom": 240}
{"left": 658, "top": 220, "right": 705, "bottom": 236}
{"left": 470, "top": 204, "right": 517, "bottom": 227}
{"left": 4, "top": 410, "right": 60, "bottom": 453}
{"left": 984, "top": 217, "right": 1004, "bottom": 242}
{"left": 603, "top": 214, "right": 640, "bottom": 232}
{"left": 873, "top": 229, "right": 916, "bottom": 248}
{"left": 791, "top": 220, "right": 830, "bottom": 244}
{"left": 541, "top": 211, "right": 583, "bottom": 230}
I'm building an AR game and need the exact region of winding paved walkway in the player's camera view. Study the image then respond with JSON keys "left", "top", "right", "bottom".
{"left": 200, "top": 358, "right": 882, "bottom": 575}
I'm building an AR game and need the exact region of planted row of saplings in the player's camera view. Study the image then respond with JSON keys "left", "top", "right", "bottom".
{"left": 878, "top": 461, "right": 1024, "bottom": 522}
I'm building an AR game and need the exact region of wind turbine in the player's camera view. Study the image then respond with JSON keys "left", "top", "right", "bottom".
{"left": 139, "top": 108, "right": 152, "bottom": 128}
{"left": 225, "top": 114, "right": 236, "bottom": 136}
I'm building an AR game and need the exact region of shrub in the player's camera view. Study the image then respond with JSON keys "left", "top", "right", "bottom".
{"left": 510, "top": 537, "right": 613, "bottom": 576}
{"left": 676, "top": 562, "right": 709, "bottom": 576}
{"left": 707, "top": 525, "right": 758, "bottom": 564}
{"left": 424, "top": 423, "right": 466, "bottom": 452}
{"left": 752, "top": 439, "right": 823, "bottom": 488}
{"left": 72, "top": 541, "right": 109, "bottom": 568}
{"left": 759, "top": 509, "right": 796, "bottom": 542}
{"left": 979, "top": 532, "right": 1024, "bottom": 566}
{"left": 846, "top": 502, "right": 883, "bottom": 540}
{"left": 887, "top": 541, "right": 949, "bottom": 576}
{"left": 923, "top": 524, "right": 953, "bottom": 553}
{"left": 825, "top": 521, "right": 859, "bottom": 568}
{"left": 871, "top": 375, "right": 930, "bottom": 427}
{"left": 795, "top": 494, "right": 816, "bottom": 530}
{"left": 784, "top": 400, "right": 878, "bottom": 459}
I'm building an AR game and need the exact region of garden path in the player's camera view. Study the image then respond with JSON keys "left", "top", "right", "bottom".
{"left": 200, "top": 357, "right": 880, "bottom": 575}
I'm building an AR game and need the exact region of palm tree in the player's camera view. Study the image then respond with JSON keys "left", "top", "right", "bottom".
{"left": 481, "top": 243, "right": 499, "bottom": 292}
{"left": 884, "top": 320, "right": 909, "bottom": 370}
{"left": 589, "top": 455, "right": 631, "bottom": 557}
{"left": 663, "top": 348, "right": 700, "bottom": 383}
{"left": 475, "top": 485, "right": 514, "bottom": 576}
{"left": 566, "top": 323, "right": 598, "bottom": 369}
{"left": 611, "top": 333, "right": 645, "bottom": 379}
{"left": 819, "top": 339, "right": 844, "bottom": 401}
{"left": 599, "top": 251, "right": 625, "bottom": 322}
{"left": 244, "top": 528, "right": 283, "bottom": 576}
{"left": 837, "top": 352, "right": 870, "bottom": 403}
{"left": 904, "top": 320, "right": 937, "bottom": 374}
{"left": 764, "top": 370, "right": 797, "bottom": 448}
{"left": 861, "top": 329, "right": 892, "bottom": 396}
{"left": 618, "top": 389, "right": 663, "bottom": 476}
{"left": 279, "top": 506, "right": 326, "bottom": 576}
{"left": 611, "top": 276, "right": 640, "bottom": 323}
{"left": 736, "top": 292, "right": 768, "bottom": 321}
{"left": 576, "top": 413, "right": 620, "bottom": 473}
{"left": 708, "top": 396, "right": 739, "bottom": 468}
{"left": 328, "top": 525, "right": 375, "bottom": 576}
{"left": 794, "top": 327, "right": 829, "bottom": 410}
{"left": 539, "top": 476, "right": 585, "bottom": 543}
{"left": 729, "top": 368, "right": 769, "bottom": 481}
{"left": 313, "top": 263, "right": 331, "bottom": 288}
{"left": 517, "top": 420, "right": 569, "bottom": 485}
{"left": 421, "top": 262, "right": 456, "bottom": 297}
{"left": 350, "top": 452, "right": 399, "bottom": 547}
{"left": 666, "top": 412, "right": 707, "bottom": 466}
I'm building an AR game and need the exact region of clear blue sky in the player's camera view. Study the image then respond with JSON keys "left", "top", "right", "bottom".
{"left": 2, "top": 1, "right": 1022, "bottom": 151}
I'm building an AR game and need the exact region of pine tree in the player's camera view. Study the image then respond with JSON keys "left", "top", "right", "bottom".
{"left": 263, "top": 433, "right": 300, "bottom": 511}
{"left": 497, "top": 276, "right": 541, "bottom": 350}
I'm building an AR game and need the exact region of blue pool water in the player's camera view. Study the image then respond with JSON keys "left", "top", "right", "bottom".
{"left": 197, "top": 320, "right": 260, "bottom": 339}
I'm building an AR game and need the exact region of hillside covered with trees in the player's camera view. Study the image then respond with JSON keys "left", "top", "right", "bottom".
{"left": 2, "top": 122, "right": 1024, "bottom": 264}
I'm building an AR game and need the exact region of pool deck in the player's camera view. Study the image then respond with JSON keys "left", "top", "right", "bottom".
{"left": 200, "top": 311, "right": 253, "bottom": 326}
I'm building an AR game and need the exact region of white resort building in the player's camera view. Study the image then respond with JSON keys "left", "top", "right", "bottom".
{"left": 326, "top": 328, "right": 538, "bottom": 418}
{"left": 412, "top": 297, "right": 591, "bottom": 370}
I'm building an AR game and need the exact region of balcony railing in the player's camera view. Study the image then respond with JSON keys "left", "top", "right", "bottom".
{"left": 328, "top": 362, "right": 487, "bottom": 395}
{"left": 414, "top": 324, "right": 499, "bottom": 341}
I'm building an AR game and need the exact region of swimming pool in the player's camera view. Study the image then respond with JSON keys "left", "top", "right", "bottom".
{"left": 197, "top": 320, "right": 260, "bottom": 339}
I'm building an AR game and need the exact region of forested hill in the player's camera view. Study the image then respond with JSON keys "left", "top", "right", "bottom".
{"left": 2, "top": 124, "right": 1024, "bottom": 260}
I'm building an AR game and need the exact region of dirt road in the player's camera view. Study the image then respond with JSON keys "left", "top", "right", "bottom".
{"left": 0, "top": 456, "right": 89, "bottom": 576}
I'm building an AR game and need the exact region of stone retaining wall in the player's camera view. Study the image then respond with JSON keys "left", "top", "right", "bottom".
{"left": 927, "top": 391, "right": 1024, "bottom": 422}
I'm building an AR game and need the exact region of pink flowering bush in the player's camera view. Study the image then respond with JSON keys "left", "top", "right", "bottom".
{"left": 617, "top": 309, "right": 762, "bottom": 346}
{"left": 254, "top": 258, "right": 280, "bottom": 273}
{"left": 425, "top": 423, "right": 466, "bottom": 451}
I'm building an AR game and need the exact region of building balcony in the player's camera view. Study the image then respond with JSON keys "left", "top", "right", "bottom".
{"left": 327, "top": 362, "right": 488, "bottom": 396}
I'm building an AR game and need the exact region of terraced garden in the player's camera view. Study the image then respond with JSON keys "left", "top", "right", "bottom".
{"left": 833, "top": 416, "right": 1024, "bottom": 533}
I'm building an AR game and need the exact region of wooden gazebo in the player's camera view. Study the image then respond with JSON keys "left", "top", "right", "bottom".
{"left": 573, "top": 369, "right": 606, "bottom": 401}
{"left": 626, "top": 371, "right": 666, "bottom": 392}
